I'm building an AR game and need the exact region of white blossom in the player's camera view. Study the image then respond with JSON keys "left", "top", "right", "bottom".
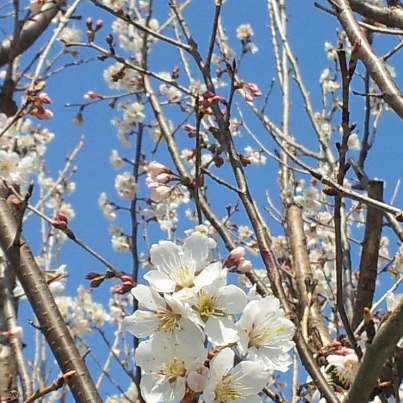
{"left": 237, "top": 296, "right": 295, "bottom": 372}
{"left": 181, "top": 262, "right": 248, "bottom": 345}
{"left": 115, "top": 172, "right": 137, "bottom": 200}
{"left": 135, "top": 337, "right": 206, "bottom": 403}
{"left": 109, "top": 149, "right": 124, "bottom": 169}
{"left": 204, "top": 347, "right": 268, "bottom": 403}
{"left": 145, "top": 232, "right": 211, "bottom": 293}
{"left": 124, "top": 284, "right": 204, "bottom": 347}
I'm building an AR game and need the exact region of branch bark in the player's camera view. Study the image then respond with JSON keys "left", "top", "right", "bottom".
{"left": 286, "top": 204, "right": 332, "bottom": 347}
{"left": 344, "top": 297, "right": 403, "bottom": 403}
{"left": 352, "top": 180, "right": 384, "bottom": 330}
{"left": 0, "top": 187, "right": 101, "bottom": 403}
{"left": 331, "top": 0, "right": 403, "bottom": 118}
{"left": 0, "top": 0, "right": 64, "bottom": 68}
{"left": 350, "top": 0, "right": 403, "bottom": 30}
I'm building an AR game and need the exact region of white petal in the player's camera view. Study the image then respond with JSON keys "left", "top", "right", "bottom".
{"left": 150, "top": 240, "right": 181, "bottom": 274}
{"left": 205, "top": 316, "right": 239, "bottom": 345}
{"left": 195, "top": 262, "right": 225, "bottom": 288}
{"left": 141, "top": 373, "right": 186, "bottom": 403}
{"left": 183, "top": 232, "right": 209, "bottom": 268}
{"left": 132, "top": 284, "right": 165, "bottom": 310}
{"left": 217, "top": 284, "right": 247, "bottom": 314}
{"left": 233, "top": 360, "right": 268, "bottom": 393}
{"left": 124, "top": 310, "right": 159, "bottom": 338}
{"left": 144, "top": 270, "right": 176, "bottom": 293}
{"left": 210, "top": 347, "right": 234, "bottom": 378}
{"left": 135, "top": 339, "right": 158, "bottom": 372}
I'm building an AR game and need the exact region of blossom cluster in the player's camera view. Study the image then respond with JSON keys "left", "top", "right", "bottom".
{"left": 124, "top": 231, "right": 295, "bottom": 402}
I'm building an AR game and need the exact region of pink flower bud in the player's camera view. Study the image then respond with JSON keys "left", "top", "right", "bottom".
{"left": 57, "top": 212, "right": 68, "bottom": 223}
{"left": 148, "top": 161, "right": 170, "bottom": 176}
{"left": 38, "top": 92, "right": 52, "bottom": 104}
{"left": 5, "top": 326, "right": 23, "bottom": 339}
{"left": 155, "top": 172, "right": 172, "bottom": 184}
{"left": 36, "top": 108, "right": 54, "bottom": 120}
{"left": 224, "top": 246, "right": 245, "bottom": 268}
{"left": 237, "top": 259, "right": 252, "bottom": 273}
{"left": 230, "top": 246, "right": 246, "bottom": 260}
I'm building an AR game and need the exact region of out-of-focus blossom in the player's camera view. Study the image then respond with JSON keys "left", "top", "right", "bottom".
{"left": 115, "top": 172, "right": 137, "bottom": 200}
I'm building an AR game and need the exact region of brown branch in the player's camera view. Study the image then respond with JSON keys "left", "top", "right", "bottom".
{"left": 352, "top": 180, "right": 384, "bottom": 330}
{"left": 0, "top": 186, "right": 101, "bottom": 403}
{"left": 0, "top": 0, "right": 64, "bottom": 67}
{"left": 350, "top": 0, "right": 403, "bottom": 30}
{"left": 334, "top": 46, "right": 361, "bottom": 357}
{"left": 286, "top": 204, "right": 332, "bottom": 348}
{"left": 345, "top": 297, "right": 403, "bottom": 403}
{"left": 1, "top": 269, "right": 32, "bottom": 399}
{"left": 330, "top": 0, "right": 403, "bottom": 118}
{"left": 24, "top": 370, "right": 76, "bottom": 403}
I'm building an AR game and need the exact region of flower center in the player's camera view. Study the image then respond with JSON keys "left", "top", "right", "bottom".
{"left": 157, "top": 311, "right": 181, "bottom": 332}
{"left": 215, "top": 373, "right": 243, "bottom": 401}
{"left": 162, "top": 357, "right": 186, "bottom": 383}
{"left": 248, "top": 322, "right": 285, "bottom": 348}
{"left": 0, "top": 161, "right": 12, "bottom": 172}
{"left": 172, "top": 265, "right": 194, "bottom": 289}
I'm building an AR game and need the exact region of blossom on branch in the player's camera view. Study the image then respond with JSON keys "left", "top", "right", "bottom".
{"left": 237, "top": 296, "right": 295, "bottom": 372}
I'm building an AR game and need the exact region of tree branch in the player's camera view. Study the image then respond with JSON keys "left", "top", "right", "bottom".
{"left": 0, "top": 187, "right": 101, "bottom": 403}
{"left": 350, "top": 0, "right": 403, "bottom": 30}
{"left": 345, "top": 297, "right": 403, "bottom": 403}
{"left": 352, "top": 180, "right": 384, "bottom": 330}
{"left": 0, "top": 0, "right": 64, "bottom": 68}
{"left": 330, "top": 0, "right": 403, "bottom": 118}
{"left": 286, "top": 204, "right": 332, "bottom": 348}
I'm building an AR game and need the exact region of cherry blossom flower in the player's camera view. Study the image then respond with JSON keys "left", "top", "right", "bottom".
{"left": 326, "top": 348, "right": 359, "bottom": 388}
{"left": 98, "top": 192, "right": 116, "bottom": 220}
{"left": 244, "top": 146, "right": 266, "bottom": 165}
{"left": 182, "top": 262, "right": 248, "bottom": 345}
{"left": 124, "top": 284, "right": 204, "bottom": 347}
{"left": 115, "top": 172, "right": 137, "bottom": 200}
{"left": 203, "top": 347, "right": 268, "bottom": 403}
{"left": 109, "top": 149, "right": 123, "bottom": 169}
{"left": 111, "top": 234, "right": 131, "bottom": 252}
{"left": 237, "top": 296, "right": 295, "bottom": 372}
{"left": 0, "top": 151, "right": 34, "bottom": 184}
{"left": 135, "top": 336, "right": 206, "bottom": 403}
{"left": 145, "top": 232, "right": 211, "bottom": 292}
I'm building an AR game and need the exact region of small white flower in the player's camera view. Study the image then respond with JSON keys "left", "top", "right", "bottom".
{"left": 98, "top": 192, "right": 116, "bottom": 220}
{"left": 0, "top": 151, "right": 28, "bottom": 184}
{"left": 115, "top": 172, "right": 137, "bottom": 200}
{"left": 111, "top": 234, "right": 131, "bottom": 252}
{"left": 124, "top": 284, "right": 204, "bottom": 346}
{"left": 135, "top": 338, "right": 206, "bottom": 403}
{"left": 236, "top": 24, "right": 254, "bottom": 41}
{"left": 121, "top": 102, "right": 145, "bottom": 124}
{"left": 204, "top": 347, "right": 268, "bottom": 403}
{"left": 347, "top": 133, "right": 360, "bottom": 151}
{"left": 184, "top": 262, "right": 248, "bottom": 345}
{"left": 109, "top": 149, "right": 124, "bottom": 169}
{"left": 244, "top": 146, "right": 266, "bottom": 165}
{"left": 326, "top": 350, "right": 359, "bottom": 387}
{"left": 237, "top": 296, "right": 295, "bottom": 372}
{"left": 145, "top": 232, "right": 211, "bottom": 293}
{"left": 58, "top": 26, "right": 81, "bottom": 43}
